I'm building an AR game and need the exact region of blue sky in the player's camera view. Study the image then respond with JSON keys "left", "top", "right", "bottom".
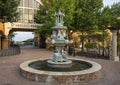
{"left": 14, "top": 0, "right": 120, "bottom": 41}
{"left": 103, "top": 0, "right": 120, "bottom": 6}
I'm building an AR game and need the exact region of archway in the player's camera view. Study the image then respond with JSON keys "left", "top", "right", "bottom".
{"left": 2, "top": 22, "right": 42, "bottom": 49}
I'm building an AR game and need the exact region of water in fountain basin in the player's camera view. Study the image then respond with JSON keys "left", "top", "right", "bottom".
{"left": 29, "top": 59, "right": 92, "bottom": 72}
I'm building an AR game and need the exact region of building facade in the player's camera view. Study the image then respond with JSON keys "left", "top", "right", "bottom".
{"left": 0, "top": 0, "right": 42, "bottom": 50}
{"left": 18, "top": 0, "right": 42, "bottom": 23}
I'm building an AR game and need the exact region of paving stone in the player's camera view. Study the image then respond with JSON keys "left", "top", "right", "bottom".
{"left": 0, "top": 47, "right": 120, "bottom": 85}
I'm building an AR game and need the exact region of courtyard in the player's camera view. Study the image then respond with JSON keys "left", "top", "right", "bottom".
{"left": 0, "top": 0, "right": 120, "bottom": 85}
{"left": 0, "top": 47, "right": 120, "bottom": 85}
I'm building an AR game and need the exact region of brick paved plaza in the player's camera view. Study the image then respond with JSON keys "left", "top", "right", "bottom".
{"left": 0, "top": 47, "right": 120, "bottom": 85}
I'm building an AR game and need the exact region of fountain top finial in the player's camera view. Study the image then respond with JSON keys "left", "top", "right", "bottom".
{"left": 55, "top": 10, "right": 65, "bottom": 16}
{"left": 55, "top": 10, "right": 65, "bottom": 26}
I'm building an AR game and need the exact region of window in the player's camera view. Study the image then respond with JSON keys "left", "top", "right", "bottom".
{"left": 24, "top": 0, "right": 29, "bottom": 7}
{"left": 20, "top": 0, "right": 23, "bottom": 6}
{"left": 29, "top": 0, "right": 34, "bottom": 8}
{"left": 24, "top": 9, "right": 29, "bottom": 14}
{"left": 18, "top": 0, "right": 41, "bottom": 23}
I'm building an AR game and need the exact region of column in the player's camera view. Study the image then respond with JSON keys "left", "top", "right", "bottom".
{"left": 2, "top": 36, "right": 9, "bottom": 49}
{"left": 0, "top": 35, "right": 1, "bottom": 50}
{"left": 23, "top": 0, "right": 25, "bottom": 22}
{"left": 110, "top": 30, "right": 119, "bottom": 61}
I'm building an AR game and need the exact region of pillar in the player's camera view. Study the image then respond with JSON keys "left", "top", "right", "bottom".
{"left": 2, "top": 36, "right": 9, "bottom": 49}
{"left": 3, "top": 22, "right": 12, "bottom": 49}
{"left": 0, "top": 35, "right": 1, "bottom": 50}
{"left": 110, "top": 30, "right": 119, "bottom": 61}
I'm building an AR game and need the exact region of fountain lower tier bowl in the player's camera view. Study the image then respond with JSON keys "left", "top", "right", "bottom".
{"left": 47, "top": 59, "right": 72, "bottom": 68}
{"left": 20, "top": 58, "right": 102, "bottom": 84}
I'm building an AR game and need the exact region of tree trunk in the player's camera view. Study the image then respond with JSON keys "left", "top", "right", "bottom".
{"left": 39, "top": 35, "right": 46, "bottom": 48}
{"left": 102, "top": 28, "right": 105, "bottom": 56}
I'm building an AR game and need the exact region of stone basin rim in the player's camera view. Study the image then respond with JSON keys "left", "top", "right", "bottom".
{"left": 20, "top": 58, "right": 102, "bottom": 76}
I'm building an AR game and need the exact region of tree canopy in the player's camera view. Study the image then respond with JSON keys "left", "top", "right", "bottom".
{"left": 111, "top": 2, "right": 120, "bottom": 28}
{"left": 35, "top": 0, "right": 120, "bottom": 51}
{"left": 0, "top": 0, "right": 19, "bottom": 22}
{"left": 35, "top": 0, "right": 76, "bottom": 48}
{"left": 73, "top": 0, "right": 103, "bottom": 33}
{"left": 35, "top": 0, "right": 76, "bottom": 35}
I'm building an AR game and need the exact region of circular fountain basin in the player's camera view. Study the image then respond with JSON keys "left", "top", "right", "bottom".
{"left": 20, "top": 58, "right": 102, "bottom": 84}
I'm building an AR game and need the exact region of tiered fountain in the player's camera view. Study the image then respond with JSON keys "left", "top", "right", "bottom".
{"left": 20, "top": 10, "right": 102, "bottom": 84}
{"left": 46, "top": 10, "right": 73, "bottom": 68}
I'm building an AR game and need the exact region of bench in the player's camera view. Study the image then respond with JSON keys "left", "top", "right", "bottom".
{"left": 87, "top": 51, "right": 98, "bottom": 58}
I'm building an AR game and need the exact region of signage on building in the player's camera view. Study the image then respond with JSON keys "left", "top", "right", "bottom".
{"left": 11, "top": 22, "right": 43, "bottom": 29}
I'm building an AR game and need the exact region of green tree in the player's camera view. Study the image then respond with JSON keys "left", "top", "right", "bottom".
{"left": 73, "top": 0, "right": 103, "bottom": 51}
{"left": 35, "top": 0, "right": 76, "bottom": 48}
{"left": 0, "top": 0, "right": 19, "bottom": 22}
{"left": 9, "top": 32, "right": 17, "bottom": 45}
{"left": 23, "top": 38, "right": 34, "bottom": 45}
{"left": 98, "top": 2, "right": 120, "bottom": 56}
{"left": 110, "top": 2, "right": 120, "bottom": 29}
{"left": 98, "top": 6, "right": 114, "bottom": 56}
{"left": 0, "top": 1, "right": 4, "bottom": 9}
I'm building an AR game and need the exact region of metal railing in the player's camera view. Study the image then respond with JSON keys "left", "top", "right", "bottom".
{"left": 0, "top": 45, "right": 21, "bottom": 57}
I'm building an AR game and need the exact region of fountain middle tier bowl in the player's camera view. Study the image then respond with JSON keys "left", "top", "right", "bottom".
{"left": 20, "top": 58, "right": 102, "bottom": 84}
